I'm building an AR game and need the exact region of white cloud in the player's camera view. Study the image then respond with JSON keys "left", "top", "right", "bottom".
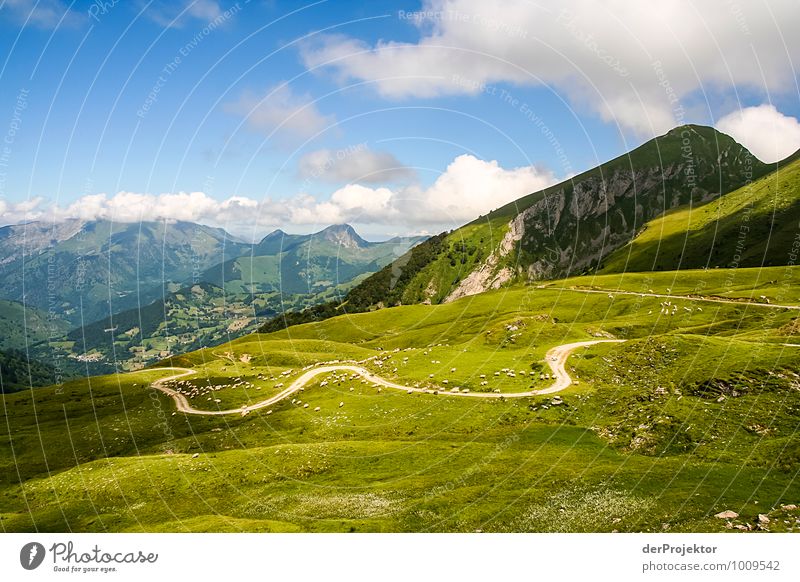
{"left": 1, "top": 0, "right": 79, "bottom": 29}
{"left": 2, "top": 155, "right": 556, "bottom": 232}
{"left": 144, "top": 0, "right": 225, "bottom": 28}
{"left": 224, "top": 83, "right": 336, "bottom": 143}
{"left": 298, "top": 145, "right": 416, "bottom": 184}
{"left": 289, "top": 184, "right": 397, "bottom": 225}
{"left": 291, "top": 154, "right": 557, "bottom": 226}
{"left": 716, "top": 105, "right": 800, "bottom": 163}
{"left": 186, "top": 0, "right": 222, "bottom": 21}
{"left": 301, "top": 0, "right": 800, "bottom": 135}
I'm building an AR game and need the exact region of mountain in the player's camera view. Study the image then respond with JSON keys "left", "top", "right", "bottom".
{"left": 0, "top": 219, "right": 85, "bottom": 266}
{"left": 600, "top": 154, "right": 800, "bottom": 272}
{"left": 261, "top": 125, "right": 774, "bottom": 331}
{"left": 202, "top": 224, "right": 426, "bottom": 296}
{"left": 384, "top": 125, "right": 770, "bottom": 305}
{"left": 0, "top": 220, "right": 251, "bottom": 326}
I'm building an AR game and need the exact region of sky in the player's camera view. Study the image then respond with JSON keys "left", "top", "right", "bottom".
{"left": 0, "top": 0, "right": 799, "bottom": 240}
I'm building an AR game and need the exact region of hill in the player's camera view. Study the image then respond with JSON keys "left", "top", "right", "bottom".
{"left": 0, "top": 349, "right": 59, "bottom": 393}
{"left": 600, "top": 153, "right": 800, "bottom": 272}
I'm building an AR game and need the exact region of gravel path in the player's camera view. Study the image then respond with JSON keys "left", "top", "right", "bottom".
{"left": 149, "top": 339, "right": 624, "bottom": 416}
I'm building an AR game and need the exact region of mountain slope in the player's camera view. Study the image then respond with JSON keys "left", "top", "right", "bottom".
{"left": 600, "top": 155, "right": 800, "bottom": 273}
{"left": 64, "top": 282, "right": 269, "bottom": 371}
{"left": 0, "top": 349, "right": 59, "bottom": 392}
{"left": 0, "top": 298, "right": 69, "bottom": 351}
{"left": 262, "top": 125, "right": 770, "bottom": 332}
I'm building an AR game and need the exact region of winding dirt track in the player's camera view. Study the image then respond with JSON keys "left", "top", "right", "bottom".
{"left": 551, "top": 287, "right": 800, "bottom": 310}
{"left": 150, "top": 340, "right": 624, "bottom": 416}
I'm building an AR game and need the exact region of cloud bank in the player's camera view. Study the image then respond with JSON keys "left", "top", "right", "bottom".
{"left": 301, "top": 0, "right": 800, "bottom": 135}
{"left": 2, "top": 155, "right": 556, "bottom": 231}
{"left": 297, "top": 146, "right": 416, "bottom": 184}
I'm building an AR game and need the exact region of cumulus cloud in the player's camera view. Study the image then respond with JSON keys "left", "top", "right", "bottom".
{"left": 224, "top": 83, "right": 336, "bottom": 143}
{"left": 291, "top": 154, "right": 557, "bottom": 225}
{"left": 716, "top": 105, "right": 800, "bottom": 163}
{"left": 2, "top": 155, "right": 556, "bottom": 231}
{"left": 298, "top": 145, "right": 416, "bottom": 184}
{"left": 301, "top": 0, "right": 800, "bottom": 135}
{"left": 1, "top": 0, "right": 79, "bottom": 29}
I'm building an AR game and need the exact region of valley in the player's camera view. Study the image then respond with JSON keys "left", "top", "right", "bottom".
{"left": 2, "top": 125, "right": 799, "bottom": 535}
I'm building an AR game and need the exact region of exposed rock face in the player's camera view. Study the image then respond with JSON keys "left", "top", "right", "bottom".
{"left": 318, "top": 224, "right": 368, "bottom": 249}
{"left": 444, "top": 213, "right": 524, "bottom": 302}
{"left": 519, "top": 164, "right": 696, "bottom": 281}
{"left": 0, "top": 219, "right": 85, "bottom": 265}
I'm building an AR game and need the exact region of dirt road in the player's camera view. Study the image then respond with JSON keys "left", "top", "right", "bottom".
{"left": 551, "top": 286, "right": 799, "bottom": 310}
{"left": 149, "top": 339, "right": 623, "bottom": 416}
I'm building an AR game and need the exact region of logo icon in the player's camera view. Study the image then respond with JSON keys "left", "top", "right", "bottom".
{"left": 20, "top": 542, "right": 46, "bottom": 570}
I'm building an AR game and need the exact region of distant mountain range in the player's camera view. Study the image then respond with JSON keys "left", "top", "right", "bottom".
{"left": 0, "top": 219, "right": 251, "bottom": 326}
{"left": 0, "top": 221, "right": 425, "bottom": 373}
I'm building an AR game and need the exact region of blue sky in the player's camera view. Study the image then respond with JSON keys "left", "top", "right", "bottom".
{"left": 1, "top": 0, "right": 799, "bottom": 238}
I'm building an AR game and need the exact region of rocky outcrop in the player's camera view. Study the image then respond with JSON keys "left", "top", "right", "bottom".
{"left": 444, "top": 216, "right": 524, "bottom": 302}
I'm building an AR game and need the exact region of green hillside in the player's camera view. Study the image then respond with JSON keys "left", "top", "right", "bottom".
{"left": 601, "top": 156, "right": 800, "bottom": 272}
{"left": 3, "top": 266, "right": 799, "bottom": 532}
{"left": 0, "top": 298, "right": 68, "bottom": 351}
{"left": 0, "top": 350, "right": 59, "bottom": 393}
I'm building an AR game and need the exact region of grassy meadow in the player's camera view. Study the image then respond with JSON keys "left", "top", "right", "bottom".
{"left": 2, "top": 267, "right": 799, "bottom": 533}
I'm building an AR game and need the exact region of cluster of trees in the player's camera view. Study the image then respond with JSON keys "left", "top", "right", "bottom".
{"left": 0, "top": 349, "right": 58, "bottom": 392}
{"left": 446, "top": 241, "right": 481, "bottom": 267}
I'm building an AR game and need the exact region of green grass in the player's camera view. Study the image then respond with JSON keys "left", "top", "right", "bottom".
{"left": 2, "top": 267, "right": 800, "bottom": 532}
{"left": 602, "top": 157, "right": 800, "bottom": 273}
